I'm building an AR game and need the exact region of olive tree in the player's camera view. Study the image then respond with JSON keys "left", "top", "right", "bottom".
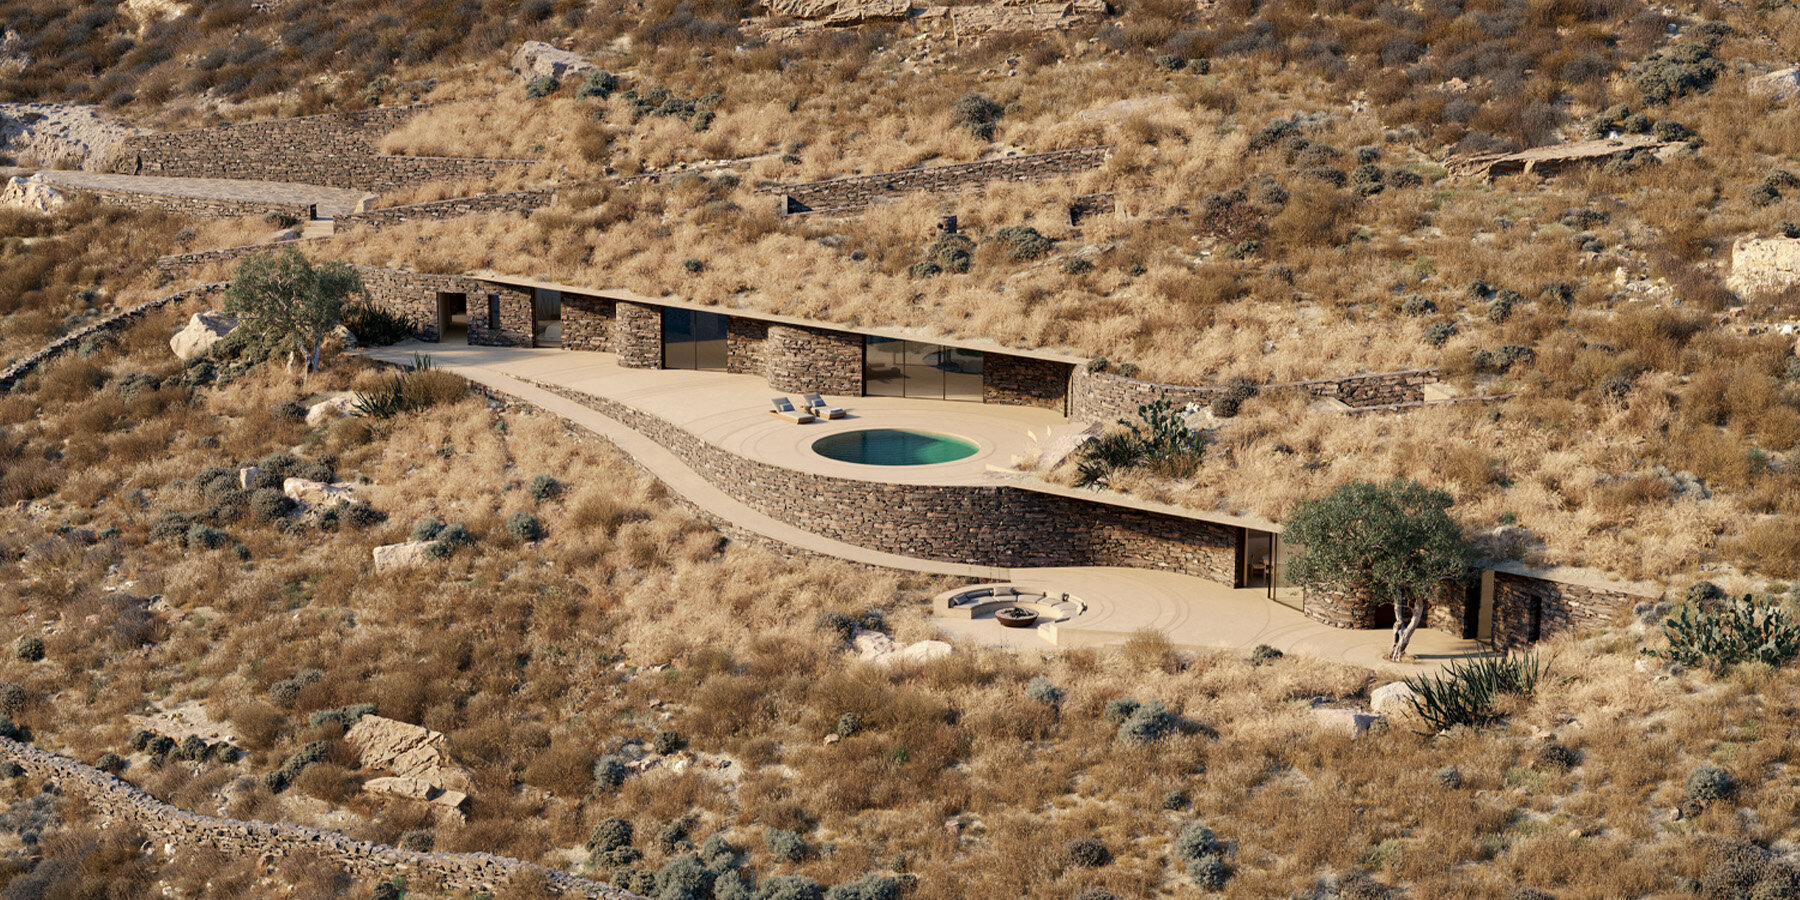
{"left": 1284, "top": 477, "right": 1473, "bottom": 661}
{"left": 224, "top": 248, "right": 363, "bottom": 375}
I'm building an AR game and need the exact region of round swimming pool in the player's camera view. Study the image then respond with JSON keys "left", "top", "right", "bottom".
{"left": 811, "top": 429, "right": 978, "bottom": 466}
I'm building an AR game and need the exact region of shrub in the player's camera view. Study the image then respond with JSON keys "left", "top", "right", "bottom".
{"left": 1536, "top": 742, "right": 1580, "bottom": 772}
{"left": 716, "top": 872, "right": 756, "bottom": 900}
{"left": 657, "top": 815, "right": 696, "bottom": 854}
{"left": 1488, "top": 290, "right": 1522, "bottom": 324}
{"left": 1649, "top": 594, "right": 1800, "bottom": 671}
{"left": 16, "top": 637, "right": 45, "bottom": 662}
{"left": 1102, "top": 697, "right": 1140, "bottom": 724}
{"left": 1063, "top": 837, "right": 1112, "bottom": 868}
{"left": 1781, "top": 221, "right": 1800, "bottom": 240}
{"left": 834, "top": 713, "right": 860, "bottom": 737}
{"left": 588, "top": 817, "right": 634, "bottom": 853}
{"left": 340, "top": 303, "right": 415, "bottom": 347}
{"left": 1249, "top": 644, "right": 1283, "bottom": 665}
{"left": 1073, "top": 890, "right": 1119, "bottom": 900}
{"left": 1403, "top": 653, "right": 1545, "bottom": 731}
{"left": 1686, "top": 764, "right": 1735, "bottom": 805}
{"left": 507, "top": 511, "right": 545, "bottom": 542}
{"left": 989, "top": 225, "right": 1052, "bottom": 261}
{"left": 593, "top": 754, "right": 627, "bottom": 789}
{"left": 766, "top": 828, "right": 805, "bottom": 862}
{"left": 1024, "top": 675, "right": 1062, "bottom": 705}
{"left": 352, "top": 355, "right": 465, "bottom": 419}
{"left": 1116, "top": 363, "right": 1139, "bottom": 378}
{"left": 527, "top": 474, "right": 562, "bottom": 500}
{"left": 525, "top": 75, "right": 560, "bottom": 98}
{"left": 682, "top": 257, "right": 705, "bottom": 274}
{"left": 951, "top": 92, "right": 1003, "bottom": 139}
{"left": 411, "top": 517, "right": 445, "bottom": 541}
{"left": 144, "top": 734, "right": 175, "bottom": 758}
{"left": 0, "top": 682, "right": 23, "bottom": 717}
{"left": 1351, "top": 163, "right": 1384, "bottom": 195}
{"left": 1435, "top": 765, "right": 1463, "bottom": 788}
{"left": 1424, "top": 322, "right": 1458, "bottom": 347}
{"left": 1118, "top": 700, "right": 1177, "bottom": 744}
{"left": 925, "top": 232, "right": 974, "bottom": 273}
{"left": 1060, "top": 257, "right": 1094, "bottom": 275}
{"left": 96, "top": 752, "right": 127, "bottom": 773}
{"left": 826, "top": 874, "right": 899, "bottom": 900}
{"left": 1187, "top": 853, "right": 1230, "bottom": 889}
{"left": 653, "top": 730, "right": 685, "bottom": 755}
{"left": 1400, "top": 295, "right": 1436, "bottom": 316}
{"left": 759, "top": 875, "right": 824, "bottom": 900}
{"left": 0, "top": 762, "right": 22, "bottom": 778}
{"left": 249, "top": 488, "right": 296, "bottom": 522}
{"left": 185, "top": 523, "right": 230, "bottom": 549}
{"left": 1153, "top": 54, "right": 1186, "bottom": 72}
{"left": 1685, "top": 581, "right": 1727, "bottom": 605}
{"left": 657, "top": 854, "right": 714, "bottom": 897}
{"left": 1629, "top": 42, "right": 1721, "bottom": 104}
{"left": 268, "top": 669, "right": 322, "bottom": 708}
{"left": 1173, "top": 821, "right": 1220, "bottom": 863}
{"left": 578, "top": 69, "right": 619, "bottom": 99}
{"left": 701, "top": 833, "right": 738, "bottom": 870}
{"left": 1076, "top": 400, "right": 1204, "bottom": 487}
{"left": 907, "top": 261, "right": 943, "bottom": 279}
{"left": 1211, "top": 376, "right": 1257, "bottom": 418}
{"left": 308, "top": 703, "right": 374, "bottom": 729}
{"left": 1085, "top": 357, "right": 1109, "bottom": 373}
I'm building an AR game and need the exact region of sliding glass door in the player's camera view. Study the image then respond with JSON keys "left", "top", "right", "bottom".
{"left": 863, "top": 337, "right": 984, "bottom": 401}
{"left": 663, "top": 309, "right": 728, "bottom": 370}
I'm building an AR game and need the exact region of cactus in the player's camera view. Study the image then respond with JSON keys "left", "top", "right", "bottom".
{"left": 1648, "top": 594, "right": 1800, "bottom": 671}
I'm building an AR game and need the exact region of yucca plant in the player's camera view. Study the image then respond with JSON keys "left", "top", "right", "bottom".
{"left": 1647, "top": 594, "right": 1800, "bottom": 671}
{"left": 1403, "top": 652, "right": 1545, "bottom": 732}
{"left": 352, "top": 354, "right": 464, "bottom": 420}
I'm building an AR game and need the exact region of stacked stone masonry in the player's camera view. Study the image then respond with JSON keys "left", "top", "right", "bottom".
{"left": 1069, "top": 365, "right": 1440, "bottom": 423}
{"left": 112, "top": 106, "right": 528, "bottom": 193}
{"left": 334, "top": 190, "right": 554, "bottom": 230}
{"left": 562, "top": 294, "right": 618, "bottom": 352}
{"left": 0, "top": 737, "right": 640, "bottom": 899}
{"left": 355, "top": 267, "right": 534, "bottom": 346}
{"left": 157, "top": 239, "right": 326, "bottom": 271}
{"left": 759, "top": 146, "right": 1110, "bottom": 214}
{"left": 983, "top": 354, "right": 1071, "bottom": 411}
{"left": 0, "top": 283, "right": 225, "bottom": 391}
{"left": 1492, "top": 572, "right": 1644, "bottom": 650}
{"left": 543, "top": 383, "right": 1239, "bottom": 581}
{"left": 765, "top": 324, "right": 864, "bottom": 395}
{"left": 614, "top": 301, "right": 665, "bottom": 367}
{"left": 73, "top": 186, "right": 315, "bottom": 221}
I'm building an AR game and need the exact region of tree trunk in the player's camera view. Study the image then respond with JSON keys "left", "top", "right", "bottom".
{"left": 1391, "top": 587, "right": 1426, "bottom": 661}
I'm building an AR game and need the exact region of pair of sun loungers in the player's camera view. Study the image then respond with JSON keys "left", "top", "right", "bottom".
{"left": 770, "top": 393, "right": 845, "bottom": 424}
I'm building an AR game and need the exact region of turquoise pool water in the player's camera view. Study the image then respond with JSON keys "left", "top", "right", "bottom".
{"left": 811, "top": 429, "right": 978, "bottom": 466}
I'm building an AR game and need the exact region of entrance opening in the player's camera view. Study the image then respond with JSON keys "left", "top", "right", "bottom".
{"left": 864, "top": 337, "right": 984, "bottom": 401}
{"left": 663, "top": 308, "right": 728, "bottom": 370}
{"left": 1465, "top": 570, "right": 1496, "bottom": 644}
{"left": 1241, "top": 530, "right": 1274, "bottom": 590}
{"left": 1268, "top": 535, "right": 1304, "bottom": 612}
{"left": 437, "top": 292, "right": 468, "bottom": 344}
{"left": 534, "top": 288, "right": 562, "bottom": 348}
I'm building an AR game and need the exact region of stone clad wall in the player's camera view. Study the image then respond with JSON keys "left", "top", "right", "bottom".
{"left": 614, "top": 301, "right": 665, "bottom": 367}
{"left": 157, "top": 239, "right": 327, "bottom": 271}
{"left": 335, "top": 190, "right": 554, "bottom": 230}
{"left": 563, "top": 294, "right": 617, "bottom": 352}
{"left": 1069, "top": 366, "right": 1441, "bottom": 423}
{"left": 984, "top": 355, "right": 1072, "bottom": 412}
{"left": 541, "top": 384, "right": 1238, "bottom": 582}
{"left": 113, "top": 106, "right": 528, "bottom": 192}
{"left": 1492, "top": 572, "right": 1648, "bottom": 650}
{"left": 765, "top": 324, "right": 863, "bottom": 396}
{"left": 472, "top": 283, "right": 535, "bottom": 347}
{"left": 758, "top": 146, "right": 1111, "bottom": 214}
{"left": 354, "top": 267, "right": 491, "bottom": 343}
{"left": 73, "top": 187, "right": 316, "bottom": 220}
{"left": 727, "top": 317, "right": 768, "bottom": 376}
{"left": 0, "top": 737, "right": 639, "bottom": 899}
{"left": 0, "top": 283, "right": 226, "bottom": 392}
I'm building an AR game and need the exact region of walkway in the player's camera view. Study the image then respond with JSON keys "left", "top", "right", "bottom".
{"left": 364, "top": 343, "right": 1487, "bottom": 673}
{"left": 8, "top": 168, "right": 373, "bottom": 217}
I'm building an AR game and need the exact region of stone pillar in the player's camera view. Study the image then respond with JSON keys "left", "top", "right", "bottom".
{"left": 613, "top": 301, "right": 664, "bottom": 368}
{"left": 764, "top": 324, "right": 863, "bottom": 396}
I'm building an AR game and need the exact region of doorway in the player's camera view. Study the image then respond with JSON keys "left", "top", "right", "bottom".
{"left": 1465, "top": 570, "right": 1496, "bottom": 645}
{"left": 534, "top": 288, "right": 562, "bottom": 348}
{"left": 437, "top": 292, "right": 468, "bottom": 344}
{"left": 1267, "top": 534, "right": 1304, "bottom": 612}
{"left": 1240, "top": 530, "right": 1274, "bottom": 590}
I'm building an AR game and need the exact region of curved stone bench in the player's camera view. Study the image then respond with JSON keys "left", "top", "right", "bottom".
{"left": 935, "top": 583, "right": 1085, "bottom": 624}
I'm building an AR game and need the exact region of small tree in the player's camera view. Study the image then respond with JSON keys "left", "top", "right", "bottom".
{"left": 1284, "top": 478, "right": 1472, "bottom": 661}
{"left": 225, "top": 248, "right": 364, "bottom": 375}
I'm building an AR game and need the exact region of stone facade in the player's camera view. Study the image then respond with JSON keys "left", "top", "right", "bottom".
{"left": 335, "top": 190, "right": 554, "bottom": 231}
{"left": 984, "top": 354, "right": 1073, "bottom": 412}
{"left": 73, "top": 186, "right": 316, "bottom": 220}
{"left": 1069, "top": 365, "right": 1441, "bottom": 423}
{"left": 1492, "top": 571, "right": 1647, "bottom": 650}
{"left": 765, "top": 324, "right": 863, "bottom": 395}
{"left": 0, "top": 283, "right": 226, "bottom": 392}
{"left": 758, "top": 146, "right": 1110, "bottom": 215}
{"left": 542, "top": 383, "right": 1239, "bottom": 581}
{"left": 355, "top": 267, "right": 490, "bottom": 344}
{"left": 112, "top": 106, "right": 528, "bottom": 193}
{"left": 614, "top": 301, "right": 665, "bottom": 367}
{"left": 0, "top": 736, "right": 639, "bottom": 899}
{"left": 562, "top": 294, "right": 617, "bottom": 352}
{"left": 727, "top": 316, "right": 768, "bottom": 375}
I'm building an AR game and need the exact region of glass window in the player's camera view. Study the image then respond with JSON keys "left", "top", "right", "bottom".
{"left": 865, "top": 337, "right": 906, "bottom": 396}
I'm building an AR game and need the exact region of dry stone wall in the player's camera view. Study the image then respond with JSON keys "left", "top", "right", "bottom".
{"left": 0, "top": 283, "right": 225, "bottom": 391}
{"left": 563, "top": 294, "right": 618, "bottom": 352}
{"left": 1492, "top": 571, "right": 1648, "bottom": 650}
{"left": 1069, "top": 365, "right": 1441, "bottom": 423}
{"left": 759, "top": 146, "right": 1110, "bottom": 214}
{"left": 765, "top": 323, "right": 864, "bottom": 395}
{"left": 335, "top": 190, "right": 553, "bottom": 230}
{"left": 541, "top": 383, "right": 1239, "bottom": 580}
{"left": 156, "top": 239, "right": 325, "bottom": 271}
{"left": 73, "top": 186, "right": 315, "bottom": 220}
{"left": 983, "top": 354, "right": 1072, "bottom": 412}
{"left": 615, "top": 301, "right": 665, "bottom": 366}
{"left": 0, "top": 736, "right": 640, "bottom": 898}
{"left": 113, "top": 106, "right": 528, "bottom": 193}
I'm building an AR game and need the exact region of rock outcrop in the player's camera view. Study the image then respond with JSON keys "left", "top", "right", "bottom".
{"left": 1749, "top": 67, "right": 1800, "bottom": 103}
{"left": 344, "top": 715, "right": 473, "bottom": 791}
{"left": 765, "top": 0, "right": 911, "bottom": 23}
{"left": 853, "top": 631, "right": 955, "bottom": 665}
{"left": 1727, "top": 235, "right": 1800, "bottom": 296}
{"left": 168, "top": 310, "right": 237, "bottom": 360}
{"left": 305, "top": 392, "right": 359, "bottom": 427}
{"left": 511, "top": 41, "right": 594, "bottom": 83}
{"left": 1370, "top": 682, "right": 1417, "bottom": 716}
{"left": 0, "top": 174, "right": 64, "bottom": 212}
{"left": 372, "top": 541, "right": 436, "bottom": 571}
{"left": 283, "top": 478, "right": 354, "bottom": 515}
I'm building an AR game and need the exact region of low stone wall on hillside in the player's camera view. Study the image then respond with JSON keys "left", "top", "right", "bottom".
{"left": 540, "top": 383, "right": 1240, "bottom": 582}
{"left": 72, "top": 187, "right": 316, "bottom": 221}
{"left": 334, "top": 190, "right": 554, "bottom": 230}
{"left": 112, "top": 106, "right": 529, "bottom": 193}
{"left": 1068, "top": 366, "right": 1441, "bottom": 423}
{"left": 0, "top": 283, "right": 226, "bottom": 392}
{"left": 1492, "top": 571, "right": 1648, "bottom": 650}
{"left": 0, "top": 737, "right": 639, "bottom": 898}
{"left": 156, "top": 239, "right": 326, "bottom": 271}
{"left": 758, "top": 146, "right": 1110, "bottom": 214}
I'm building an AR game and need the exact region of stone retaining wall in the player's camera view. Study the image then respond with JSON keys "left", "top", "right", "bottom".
{"left": 765, "top": 324, "right": 863, "bottom": 395}
{"left": 759, "top": 146, "right": 1110, "bottom": 214}
{"left": 615, "top": 301, "right": 664, "bottom": 367}
{"left": 983, "top": 354, "right": 1071, "bottom": 412}
{"left": 0, "top": 283, "right": 226, "bottom": 392}
{"left": 563, "top": 293, "right": 617, "bottom": 352}
{"left": 156, "top": 239, "right": 326, "bottom": 271}
{"left": 335, "top": 190, "right": 554, "bottom": 230}
{"left": 355, "top": 267, "right": 534, "bottom": 346}
{"left": 1068, "top": 366, "right": 1441, "bottom": 423}
{"left": 112, "top": 106, "right": 529, "bottom": 193}
{"left": 72, "top": 187, "right": 316, "bottom": 221}
{"left": 0, "top": 736, "right": 638, "bottom": 898}
{"left": 541, "top": 383, "right": 1239, "bottom": 581}
{"left": 1492, "top": 572, "right": 1647, "bottom": 650}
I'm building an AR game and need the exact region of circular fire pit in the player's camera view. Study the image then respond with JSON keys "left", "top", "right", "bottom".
{"left": 995, "top": 606, "right": 1039, "bottom": 628}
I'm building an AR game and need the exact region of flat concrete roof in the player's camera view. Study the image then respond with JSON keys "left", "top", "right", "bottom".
{"left": 462, "top": 269, "right": 1092, "bottom": 366}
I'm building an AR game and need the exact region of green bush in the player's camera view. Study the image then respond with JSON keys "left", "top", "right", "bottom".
{"left": 185, "top": 523, "right": 230, "bottom": 549}
{"left": 14, "top": 637, "right": 43, "bottom": 662}
{"left": 1118, "top": 700, "right": 1176, "bottom": 744}
{"left": 835, "top": 713, "right": 860, "bottom": 737}
{"left": 682, "top": 257, "right": 705, "bottom": 274}
{"left": 1064, "top": 837, "right": 1111, "bottom": 867}
{"left": 1076, "top": 399, "right": 1204, "bottom": 487}
{"left": 1249, "top": 644, "right": 1284, "bottom": 665}
{"left": 1211, "top": 376, "right": 1258, "bottom": 418}
{"left": 593, "top": 754, "right": 627, "bottom": 789}
{"left": 758, "top": 875, "right": 823, "bottom": 900}
{"left": 1187, "top": 853, "right": 1229, "bottom": 889}
{"left": 96, "top": 752, "right": 127, "bottom": 773}
{"left": 925, "top": 233, "right": 974, "bottom": 273}
{"left": 1424, "top": 321, "right": 1458, "bottom": 347}
{"left": 587, "top": 817, "right": 634, "bottom": 853}
{"left": 1400, "top": 296, "right": 1436, "bottom": 316}
{"left": 1685, "top": 764, "right": 1735, "bottom": 804}
{"left": 526, "top": 75, "right": 560, "bottom": 98}
{"left": 1085, "top": 357, "right": 1109, "bottom": 373}
{"left": 657, "top": 814, "right": 696, "bottom": 853}
{"left": 715, "top": 872, "right": 756, "bottom": 900}
{"left": 1061, "top": 257, "right": 1095, "bottom": 275}
{"left": 1173, "top": 821, "right": 1220, "bottom": 863}
{"left": 701, "top": 833, "right": 739, "bottom": 870}
{"left": 341, "top": 303, "right": 415, "bottom": 347}
{"left": 578, "top": 69, "right": 619, "bottom": 99}
{"left": 352, "top": 354, "right": 465, "bottom": 420}
{"left": 507, "top": 511, "right": 545, "bottom": 542}
{"left": 1434, "top": 765, "right": 1462, "bottom": 788}
{"left": 766, "top": 828, "right": 806, "bottom": 862}
{"left": 657, "top": 853, "right": 714, "bottom": 897}
{"left": 1629, "top": 42, "right": 1721, "bottom": 104}
{"left": 653, "top": 730, "right": 684, "bottom": 755}
{"left": 527, "top": 474, "right": 562, "bottom": 500}
{"left": 1102, "top": 697, "right": 1140, "bottom": 724}
{"left": 1403, "top": 653, "right": 1545, "bottom": 731}
{"left": 1153, "top": 54, "right": 1186, "bottom": 72}
{"left": 825, "top": 874, "right": 898, "bottom": 900}
{"left": 989, "top": 225, "right": 1052, "bottom": 261}
{"left": 1648, "top": 595, "right": 1800, "bottom": 671}
{"left": 411, "top": 517, "right": 445, "bottom": 541}
{"left": 951, "top": 93, "right": 1003, "bottom": 140}
{"left": 1025, "top": 675, "right": 1063, "bottom": 705}
{"left": 0, "top": 682, "right": 23, "bottom": 718}
{"left": 907, "top": 261, "right": 943, "bottom": 279}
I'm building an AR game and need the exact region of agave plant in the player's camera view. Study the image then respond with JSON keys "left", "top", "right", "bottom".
{"left": 1403, "top": 652, "right": 1545, "bottom": 732}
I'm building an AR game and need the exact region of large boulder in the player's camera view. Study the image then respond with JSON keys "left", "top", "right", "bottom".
{"left": 1370, "top": 682, "right": 1418, "bottom": 716}
{"left": 1749, "top": 67, "right": 1800, "bottom": 103}
{"left": 1726, "top": 235, "right": 1800, "bottom": 297}
{"left": 510, "top": 41, "right": 594, "bottom": 83}
{"left": 1313, "top": 707, "right": 1383, "bottom": 736}
{"left": 373, "top": 540, "right": 436, "bottom": 571}
{"left": 363, "top": 775, "right": 469, "bottom": 812}
{"left": 169, "top": 310, "right": 237, "bottom": 360}
{"left": 345, "top": 714, "right": 473, "bottom": 791}
{"left": 283, "top": 477, "right": 354, "bottom": 515}
{"left": 766, "top": 0, "right": 911, "bottom": 22}
{"left": 305, "top": 392, "right": 359, "bottom": 427}
{"left": 0, "top": 174, "right": 64, "bottom": 212}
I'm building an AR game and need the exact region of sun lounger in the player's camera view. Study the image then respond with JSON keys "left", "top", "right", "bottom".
{"left": 770, "top": 397, "right": 815, "bottom": 424}
{"left": 803, "top": 392, "right": 847, "bottom": 419}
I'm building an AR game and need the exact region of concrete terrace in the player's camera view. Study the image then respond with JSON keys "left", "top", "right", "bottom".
{"left": 16, "top": 169, "right": 373, "bottom": 217}
{"left": 364, "top": 342, "right": 1486, "bottom": 674}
